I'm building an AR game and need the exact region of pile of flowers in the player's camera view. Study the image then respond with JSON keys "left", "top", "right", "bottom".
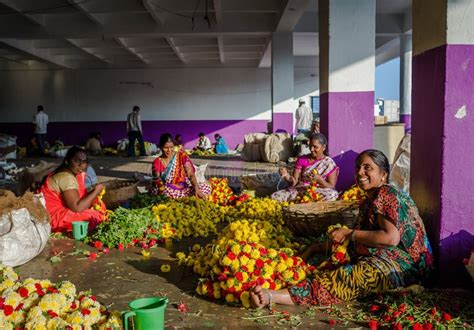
{"left": 176, "top": 219, "right": 304, "bottom": 307}
{"left": 0, "top": 265, "right": 121, "bottom": 329}
{"left": 339, "top": 184, "right": 367, "bottom": 201}
{"left": 152, "top": 197, "right": 227, "bottom": 239}
{"left": 89, "top": 206, "right": 175, "bottom": 249}
{"left": 349, "top": 289, "right": 474, "bottom": 329}
{"left": 294, "top": 182, "right": 322, "bottom": 204}
{"left": 226, "top": 198, "right": 284, "bottom": 226}
{"left": 208, "top": 178, "right": 236, "bottom": 206}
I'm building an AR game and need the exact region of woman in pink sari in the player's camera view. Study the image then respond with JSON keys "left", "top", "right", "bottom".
{"left": 151, "top": 133, "right": 211, "bottom": 199}
{"left": 271, "top": 133, "right": 339, "bottom": 202}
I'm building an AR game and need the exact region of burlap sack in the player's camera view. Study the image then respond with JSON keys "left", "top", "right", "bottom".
{"left": 261, "top": 133, "right": 294, "bottom": 163}
{"left": 390, "top": 133, "right": 411, "bottom": 192}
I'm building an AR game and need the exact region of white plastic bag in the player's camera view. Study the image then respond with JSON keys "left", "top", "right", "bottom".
{"left": 117, "top": 138, "right": 129, "bottom": 152}
{"left": 0, "top": 134, "right": 17, "bottom": 160}
{"left": 390, "top": 133, "right": 411, "bottom": 192}
{"left": 0, "top": 193, "right": 51, "bottom": 267}
{"left": 194, "top": 164, "right": 207, "bottom": 184}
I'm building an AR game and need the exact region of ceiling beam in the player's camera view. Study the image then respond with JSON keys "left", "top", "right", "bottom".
{"left": 142, "top": 0, "right": 166, "bottom": 26}
{"left": 166, "top": 37, "right": 187, "bottom": 64}
{"left": 217, "top": 35, "right": 224, "bottom": 63}
{"left": 0, "top": 39, "right": 74, "bottom": 68}
{"left": 116, "top": 38, "right": 149, "bottom": 64}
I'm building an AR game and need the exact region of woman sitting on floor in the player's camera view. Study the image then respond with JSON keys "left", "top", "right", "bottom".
{"left": 41, "top": 146, "right": 105, "bottom": 232}
{"left": 271, "top": 133, "right": 339, "bottom": 202}
{"left": 250, "top": 149, "right": 433, "bottom": 308}
{"left": 151, "top": 133, "right": 211, "bottom": 199}
{"left": 214, "top": 133, "right": 229, "bottom": 154}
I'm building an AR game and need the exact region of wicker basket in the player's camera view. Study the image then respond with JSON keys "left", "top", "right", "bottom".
{"left": 283, "top": 200, "right": 359, "bottom": 237}
{"left": 102, "top": 179, "right": 139, "bottom": 209}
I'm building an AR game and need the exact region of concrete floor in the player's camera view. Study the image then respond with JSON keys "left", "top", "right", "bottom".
{"left": 9, "top": 155, "right": 354, "bottom": 329}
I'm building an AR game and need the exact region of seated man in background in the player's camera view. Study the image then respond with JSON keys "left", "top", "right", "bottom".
{"left": 194, "top": 132, "right": 211, "bottom": 151}
{"left": 85, "top": 132, "right": 103, "bottom": 156}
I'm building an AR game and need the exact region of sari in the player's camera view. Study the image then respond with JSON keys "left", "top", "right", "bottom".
{"left": 271, "top": 155, "right": 339, "bottom": 202}
{"left": 151, "top": 151, "right": 211, "bottom": 199}
{"left": 215, "top": 137, "right": 229, "bottom": 154}
{"left": 289, "top": 185, "right": 434, "bottom": 305}
{"left": 41, "top": 172, "right": 104, "bottom": 232}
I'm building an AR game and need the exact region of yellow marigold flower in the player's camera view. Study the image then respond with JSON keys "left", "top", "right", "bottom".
{"left": 282, "top": 270, "right": 294, "bottom": 281}
{"left": 239, "top": 255, "right": 249, "bottom": 266}
{"left": 225, "top": 293, "right": 235, "bottom": 304}
{"left": 220, "top": 281, "right": 228, "bottom": 290}
{"left": 221, "top": 256, "right": 232, "bottom": 266}
{"left": 192, "top": 244, "right": 201, "bottom": 252}
{"left": 226, "top": 278, "right": 235, "bottom": 288}
{"left": 230, "top": 244, "right": 241, "bottom": 255}
{"left": 262, "top": 281, "right": 270, "bottom": 289}
{"left": 241, "top": 272, "right": 249, "bottom": 283}
{"left": 240, "top": 291, "right": 251, "bottom": 308}
{"left": 160, "top": 264, "right": 171, "bottom": 273}
{"left": 268, "top": 248, "right": 278, "bottom": 258}
{"left": 250, "top": 249, "right": 260, "bottom": 259}
{"left": 285, "top": 258, "right": 294, "bottom": 267}
{"left": 242, "top": 244, "right": 252, "bottom": 254}
{"left": 276, "top": 262, "right": 287, "bottom": 273}
{"left": 196, "top": 284, "right": 203, "bottom": 295}
{"left": 141, "top": 250, "right": 150, "bottom": 258}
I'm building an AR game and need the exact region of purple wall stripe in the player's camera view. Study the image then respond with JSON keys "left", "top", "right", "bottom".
{"left": 320, "top": 91, "right": 374, "bottom": 191}
{"left": 412, "top": 44, "right": 474, "bottom": 286}
{"left": 399, "top": 114, "right": 412, "bottom": 132}
{"left": 271, "top": 112, "right": 294, "bottom": 134}
{"left": 0, "top": 119, "right": 269, "bottom": 151}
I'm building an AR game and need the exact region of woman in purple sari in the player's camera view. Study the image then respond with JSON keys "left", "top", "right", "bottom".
{"left": 271, "top": 133, "right": 339, "bottom": 202}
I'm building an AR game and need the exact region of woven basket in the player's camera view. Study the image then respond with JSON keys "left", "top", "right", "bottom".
{"left": 283, "top": 200, "right": 359, "bottom": 237}
{"left": 102, "top": 179, "right": 139, "bottom": 209}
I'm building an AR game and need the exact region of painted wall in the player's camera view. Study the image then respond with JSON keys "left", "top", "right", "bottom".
{"left": 0, "top": 67, "right": 319, "bottom": 148}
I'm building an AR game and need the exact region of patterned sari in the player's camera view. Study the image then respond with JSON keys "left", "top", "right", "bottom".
{"left": 151, "top": 151, "right": 211, "bottom": 199}
{"left": 289, "top": 185, "right": 434, "bottom": 305}
{"left": 271, "top": 155, "right": 339, "bottom": 202}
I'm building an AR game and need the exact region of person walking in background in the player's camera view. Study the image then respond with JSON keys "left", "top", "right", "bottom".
{"left": 295, "top": 98, "right": 313, "bottom": 134}
{"left": 33, "top": 105, "right": 49, "bottom": 155}
{"left": 126, "top": 105, "right": 146, "bottom": 157}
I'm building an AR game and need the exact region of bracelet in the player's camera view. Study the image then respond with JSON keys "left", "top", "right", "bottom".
{"left": 351, "top": 230, "right": 356, "bottom": 242}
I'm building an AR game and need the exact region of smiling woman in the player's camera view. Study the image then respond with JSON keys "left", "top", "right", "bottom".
{"left": 41, "top": 146, "right": 106, "bottom": 232}
{"left": 249, "top": 149, "right": 434, "bottom": 309}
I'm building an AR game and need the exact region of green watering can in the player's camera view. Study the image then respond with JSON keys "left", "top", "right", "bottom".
{"left": 122, "top": 297, "right": 168, "bottom": 330}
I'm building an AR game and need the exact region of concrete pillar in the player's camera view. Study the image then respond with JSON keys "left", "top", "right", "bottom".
{"left": 411, "top": 0, "right": 474, "bottom": 286}
{"left": 271, "top": 32, "right": 294, "bottom": 134}
{"left": 319, "top": 0, "right": 375, "bottom": 190}
{"left": 399, "top": 34, "right": 412, "bottom": 132}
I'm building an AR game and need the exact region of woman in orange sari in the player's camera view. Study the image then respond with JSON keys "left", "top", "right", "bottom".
{"left": 41, "top": 146, "right": 105, "bottom": 232}
{"left": 151, "top": 133, "right": 211, "bottom": 198}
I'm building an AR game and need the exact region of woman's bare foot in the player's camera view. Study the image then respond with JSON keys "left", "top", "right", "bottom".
{"left": 249, "top": 285, "right": 270, "bottom": 309}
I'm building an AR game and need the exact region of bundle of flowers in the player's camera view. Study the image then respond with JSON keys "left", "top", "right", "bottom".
{"left": 152, "top": 197, "right": 227, "bottom": 239}
{"left": 89, "top": 207, "right": 175, "bottom": 249}
{"left": 90, "top": 188, "right": 109, "bottom": 220}
{"left": 290, "top": 182, "right": 322, "bottom": 204}
{"left": 0, "top": 265, "right": 121, "bottom": 329}
{"left": 316, "top": 224, "right": 351, "bottom": 271}
{"left": 176, "top": 219, "right": 304, "bottom": 308}
{"left": 208, "top": 178, "right": 236, "bottom": 206}
{"left": 339, "top": 184, "right": 366, "bottom": 201}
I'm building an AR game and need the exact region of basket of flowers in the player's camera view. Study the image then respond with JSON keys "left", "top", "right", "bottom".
{"left": 283, "top": 200, "right": 359, "bottom": 236}
{"left": 102, "top": 179, "right": 139, "bottom": 209}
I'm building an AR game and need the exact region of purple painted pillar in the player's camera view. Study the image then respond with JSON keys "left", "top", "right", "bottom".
{"left": 411, "top": 1, "right": 474, "bottom": 287}
{"left": 319, "top": 0, "right": 375, "bottom": 191}
{"left": 399, "top": 114, "right": 412, "bottom": 133}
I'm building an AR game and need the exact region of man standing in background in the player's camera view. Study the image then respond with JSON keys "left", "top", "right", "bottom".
{"left": 127, "top": 105, "right": 146, "bottom": 157}
{"left": 295, "top": 98, "right": 313, "bottom": 134}
{"left": 33, "top": 105, "right": 49, "bottom": 155}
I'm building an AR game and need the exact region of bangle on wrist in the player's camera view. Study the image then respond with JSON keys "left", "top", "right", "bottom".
{"left": 351, "top": 230, "right": 356, "bottom": 242}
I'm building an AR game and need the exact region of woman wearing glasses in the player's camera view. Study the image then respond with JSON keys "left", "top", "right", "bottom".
{"left": 41, "top": 146, "right": 105, "bottom": 232}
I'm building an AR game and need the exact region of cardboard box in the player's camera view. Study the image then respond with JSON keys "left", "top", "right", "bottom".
{"left": 374, "top": 115, "right": 388, "bottom": 125}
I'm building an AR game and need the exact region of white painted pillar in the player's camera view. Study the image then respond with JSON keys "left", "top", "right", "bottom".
{"left": 271, "top": 32, "right": 295, "bottom": 133}
{"left": 319, "top": 0, "right": 375, "bottom": 190}
{"left": 399, "top": 34, "right": 412, "bottom": 131}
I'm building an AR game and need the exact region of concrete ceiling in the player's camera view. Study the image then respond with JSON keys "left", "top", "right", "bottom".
{"left": 0, "top": 0, "right": 411, "bottom": 70}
